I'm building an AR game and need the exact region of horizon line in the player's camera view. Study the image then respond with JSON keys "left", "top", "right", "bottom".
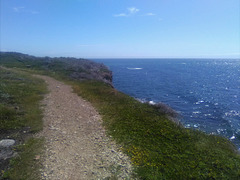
{"left": 1, "top": 51, "right": 239, "bottom": 60}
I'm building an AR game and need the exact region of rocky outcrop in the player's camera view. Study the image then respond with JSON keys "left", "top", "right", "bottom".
{"left": 148, "top": 102, "right": 183, "bottom": 126}
{"left": 0, "top": 52, "right": 113, "bottom": 86}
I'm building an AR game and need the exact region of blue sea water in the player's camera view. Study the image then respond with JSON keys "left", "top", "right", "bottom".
{"left": 93, "top": 59, "right": 240, "bottom": 148}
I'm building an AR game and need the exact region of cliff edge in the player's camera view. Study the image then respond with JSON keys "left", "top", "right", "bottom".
{"left": 0, "top": 52, "right": 112, "bottom": 86}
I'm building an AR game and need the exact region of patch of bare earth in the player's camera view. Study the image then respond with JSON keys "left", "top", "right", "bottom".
{"left": 36, "top": 75, "right": 134, "bottom": 180}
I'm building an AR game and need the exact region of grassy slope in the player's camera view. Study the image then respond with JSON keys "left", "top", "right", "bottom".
{"left": 0, "top": 68, "right": 47, "bottom": 179}
{"left": 72, "top": 81, "right": 240, "bottom": 179}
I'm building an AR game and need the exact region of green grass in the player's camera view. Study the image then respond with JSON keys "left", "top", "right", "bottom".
{"left": 1, "top": 54, "right": 240, "bottom": 179}
{"left": 71, "top": 81, "right": 240, "bottom": 179}
{"left": 0, "top": 67, "right": 47, "bottom": 179}
{"left": 0, "top": 68, "right": 47, "bottom": 132}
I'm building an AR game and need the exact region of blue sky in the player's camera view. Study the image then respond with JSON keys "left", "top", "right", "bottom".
{"left": 0, "top": 0, "right": 239, "bottom": 58}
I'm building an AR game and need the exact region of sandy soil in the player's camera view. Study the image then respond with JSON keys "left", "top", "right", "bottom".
{"left": 36, "top": 75, "right": 134, "bottom": 180}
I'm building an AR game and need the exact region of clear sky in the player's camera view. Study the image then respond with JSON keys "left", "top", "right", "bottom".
{"left": 0, "top": 0, "right": 239, "bottom": 58}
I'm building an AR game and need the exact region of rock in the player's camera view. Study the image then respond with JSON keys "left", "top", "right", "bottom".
{"left": 0, "top": 139, "right": 17, "bottom": 160}
{"left": 0, "top": 139, "right": 15, "bottom": 148}
{"left": 0, "top": 149, "right": 15, "bottom": 160}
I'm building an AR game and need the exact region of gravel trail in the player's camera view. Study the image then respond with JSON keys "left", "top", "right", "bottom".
{"left": 36, "top": 75, "right": 134, "bottom": 180}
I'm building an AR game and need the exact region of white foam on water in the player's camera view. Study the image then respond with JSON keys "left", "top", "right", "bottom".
{"left": 230, "top": 135, "right": 236, "bottom": 140}
{"left": 193, "top": 124, "right": 199, "bottom": 128}
{"left": 216, "top": 128, "right": 226, "bottom": 134}
{"left": 225, "top": 110, "right": 240, "bottom": 117}
{"left": 195, "top": 100, "right": 204, "bottom": 105}
{"left": 127, "top": 67, "right": 143, "bottom": 70}
{"left": 193, "top": 111, "right": 201, "bottom": 114}
{"left": 149, "top": 100, "right": 156, "bottom": 105}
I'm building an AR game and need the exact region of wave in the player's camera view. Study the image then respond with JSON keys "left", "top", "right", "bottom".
{"left": 224, "top": 110, "right": 240, "bottom": 117}
{"left": 195, "top": 100, "right": 204, "bottom": 105}
{"left": 185, "top": 123, "right": 199, "bottom": 128}
{"left": 127, "top": 67, "right": 143, "bottom": 70}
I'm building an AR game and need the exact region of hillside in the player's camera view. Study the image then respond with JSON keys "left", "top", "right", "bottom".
{"left": 0, "top": 52, "right": 112, "bottom": 85}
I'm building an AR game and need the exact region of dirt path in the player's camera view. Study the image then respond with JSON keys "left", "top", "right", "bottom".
{"left": 36, "top": 75, "right": 134, "bottom": 180}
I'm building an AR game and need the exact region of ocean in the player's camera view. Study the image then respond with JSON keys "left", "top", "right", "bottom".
{"left": 93, "top": 59, "right": 240, "bottom": 149}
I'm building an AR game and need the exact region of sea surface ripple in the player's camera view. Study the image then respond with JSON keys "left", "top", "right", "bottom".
{"left": 93, "top": 59, "right": 240, "bottom": 149}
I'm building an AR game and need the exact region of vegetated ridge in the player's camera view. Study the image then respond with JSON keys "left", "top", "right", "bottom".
{"left": 0, "top": 52, "right": 112, "bottom": 85}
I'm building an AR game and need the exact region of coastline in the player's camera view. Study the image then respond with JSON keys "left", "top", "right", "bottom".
{"left": 96, "top": 58, "right": 240, "bottom": 149}
{"left": 1, "top": 52, "right": 240, "bottom": 179}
